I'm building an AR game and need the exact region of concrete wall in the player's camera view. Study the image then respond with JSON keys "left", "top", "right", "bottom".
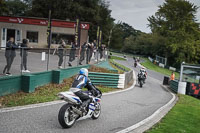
{"left": 0, "top": 22, "right": 88, "bottom": 48}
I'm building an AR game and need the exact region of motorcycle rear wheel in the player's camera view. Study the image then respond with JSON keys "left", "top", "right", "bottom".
{"left": 58, "top": 104, "right": 76, "bottom": 128}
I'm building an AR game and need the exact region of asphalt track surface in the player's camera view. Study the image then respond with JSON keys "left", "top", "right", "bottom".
{"left": 0, "top": 57, "right": 172, "bottom": 133}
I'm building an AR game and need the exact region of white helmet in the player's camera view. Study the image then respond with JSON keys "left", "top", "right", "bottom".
{"left": 79, "top": 68, "right": 88, "bottom": 77}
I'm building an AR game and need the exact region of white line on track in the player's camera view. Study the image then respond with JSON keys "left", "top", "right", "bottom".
{"left": 116, "top": 85, "right": 176, "bottom": 133}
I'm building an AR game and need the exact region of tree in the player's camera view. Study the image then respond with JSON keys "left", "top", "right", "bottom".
{"left": 5, "top": 0, "right": 28, "bottom": 16}
{"left": 0, "top": 0, "right": 8, "bottom": 15}
{"left": 148, "top": 0, "right": 200, "bottom": 67}
{"left": 24, "top": 0, "right": 114, "bottom": 44}
{"left": 110, "top": 22, "right": 142, "bottom": 51}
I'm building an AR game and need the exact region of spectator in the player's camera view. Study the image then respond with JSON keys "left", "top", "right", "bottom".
{"left": 99, "top": 44, "right": 103, "bottom": 61}
{"left": 68, "top": 42, "right": 78, "bottom": 66}
{"left": 58, "top": 39, "right": 66, "bottom": 69}
{"left": 93, "top": 40, "right": 97, "bottom": 61}
{"left": 20, "top": 39, "right": 32, "bottom": 73}
{"left": 3, "top": 37, "right": 18, "bottom": 76}
{"left": 86, "top": 43, "right": 92, "bottom": 64}
{"left": 79, "top": 42, "right": 87, "bottom": 65}
{"left": 170, "top": 72, "right": 175, "bottom": 81}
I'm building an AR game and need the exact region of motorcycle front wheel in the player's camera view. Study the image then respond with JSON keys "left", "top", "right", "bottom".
{"left": 92, "top": 103, "right": 101, "bottom": 119}
{"left": 139, "top": 80, "right": 143, "bottom": 88}
{"left": 58, "top": 104, "right": 76, "bottom": 128}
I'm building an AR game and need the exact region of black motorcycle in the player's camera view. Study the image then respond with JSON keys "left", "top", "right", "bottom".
{"left": 138, "top": 73, "right": 145, "bottom": 87}
{"left": 134, "top": 62, "right": 137, "bottom": 68}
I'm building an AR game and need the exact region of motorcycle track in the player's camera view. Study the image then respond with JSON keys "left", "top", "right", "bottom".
{"left": 0, "top": 57, "right": 172, "bottom": 133}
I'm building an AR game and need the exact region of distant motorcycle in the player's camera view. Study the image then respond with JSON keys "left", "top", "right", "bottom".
{"left": 57, "top": 87, "right": 102, "bottom": 128}
{"left": 134, "top": 62, "right": 137, "bottom": 68}
{"left": 138, "top": 73, "right": 145, "bottom": 87}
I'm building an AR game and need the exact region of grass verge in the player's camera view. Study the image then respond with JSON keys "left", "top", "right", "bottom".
{"left": 141, "top": 58, "right": 180, "bottom": 78}
{"left": 0, "top": 66, "right": 119, "bottom": 108}
{"left": 146, "top": 94, "right": 200, "bottom": 133}
{"left": 109, "top": 59, "right": 131, "bottom": 73}
{"left": 110, "top": 55, "right": 126, "bottom": 61}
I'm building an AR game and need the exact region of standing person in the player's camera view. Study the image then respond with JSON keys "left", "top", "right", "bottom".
{"left": 68, "top": 42, "right": 77, "bottom": 67}
{"left": 89, "top": 42, "right": 94, "bottom": 61}
{"left": 79, "top": 42, "right": 87, "bottom": 65}
{"left": 57, "top": 39, "right": 66, "bottom": 69}
{"left": 20, "top": 39, "right": 31, "bottom": 73}
{"left": 86, "top": 43, "right": 92, "bottom": 64}
{"left": 3, "top": 37, "right": 18, "bottom": 76}
{"left": 99, "top": 44, "right": 103, "bottom": 61}
{"left": 170, "top": 72, "right": 175, "bottom": 81}
{"left": 93, "top": 40, "right": 97, "bottom": 61}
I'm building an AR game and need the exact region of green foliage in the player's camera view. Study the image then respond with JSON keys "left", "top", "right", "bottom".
{"left": 5, "top": 0, "right": 29, "bottom": 16}
{"left": 110, "top": 22, "right": 141, "bottom": 50}
{"left": 141, "top": 58, "right": 179, "bottom": 78}
{"left": 25, "top": 0, "right": 115, "bottom": 43}
{"left": 0, "top": 0, "right": 8, "bottom": 15}
{"left": 147, "top": 0, "right": 200, "bottom": 67}
{"left": 123, "top": 0, "right": 200, "bottom": 67}
{"left": 147, "top": 94, "right": 200, "bottom": 133}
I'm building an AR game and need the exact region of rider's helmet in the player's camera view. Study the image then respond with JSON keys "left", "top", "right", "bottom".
{"left": 79, "top": 68, "right": 88, "bottom": 77}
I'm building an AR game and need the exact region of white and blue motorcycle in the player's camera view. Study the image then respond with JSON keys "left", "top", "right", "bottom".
{"left": 57, "top": 88, "right": 102, "bottom": 128}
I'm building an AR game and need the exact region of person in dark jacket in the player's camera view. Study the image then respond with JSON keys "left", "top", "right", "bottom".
{"left": 68, "top": 42, "right": 78, "bottom": 67}
{"left": 3, "top": 37, "right": 18, "bottom": 76}
{"left": 86, "top": 43, "right": 92, "bottom": 64}
{"left": 58, "top": 39, "right": 66, "bottom": 69}
{"left": 79, "top": 42, "right": 87, "bottom": 65}
{"left": 20, "top": 39, "right": 31, "bottom": 73}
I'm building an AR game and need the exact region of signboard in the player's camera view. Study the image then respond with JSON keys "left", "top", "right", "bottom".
{"left": 187, "top": 82, "right": 200, "bottom": 96}
{"left": 0, "top": 16, "right": 89, "bottom": 30}
{"left": 75, "top": 18, "right": 81, "bottom": 46}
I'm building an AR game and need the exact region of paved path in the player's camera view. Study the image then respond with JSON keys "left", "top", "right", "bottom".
{"left": 0, "top": 57, "right": 172, "bottom": 133}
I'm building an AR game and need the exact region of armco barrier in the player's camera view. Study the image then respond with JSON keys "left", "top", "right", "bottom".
{"left": 89, "top": 72, "right": 125, "bottom": 88}
{"left": 170, "top": 80, "right": 179, "bottom": 93}
{"left": 159, "top": 63, "right": 165, "bottom": 68}
{"left": 169, "top": 66, "right": 176, "bottom": 71}
{"left": 0, "top": 65, "right": 90, "bottom": 96}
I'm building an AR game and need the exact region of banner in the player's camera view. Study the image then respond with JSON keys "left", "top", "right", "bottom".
{"left": 99, "top": 30, "right": 102, "bottom": 47}
{"left": 96, "top": 26, "right": 100, "bottom": 48}
{"left": 75, "top": 18, "right": 81, "bottom": 47}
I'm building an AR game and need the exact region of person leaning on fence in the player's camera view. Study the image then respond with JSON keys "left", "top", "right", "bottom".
{"left": 20, "top": 39, "right": 32, "bottom": 73}
{"left": 170, "top": 72, "right": 175, "bottom": 81}
{"left": 68, "top": 42, "right": 78, "bottom": 67}
{"left": 3, "top": 37, "right": 19, "bottom": 76}
{"left": 58, "top": 39, "right": 66, "bottom": 69}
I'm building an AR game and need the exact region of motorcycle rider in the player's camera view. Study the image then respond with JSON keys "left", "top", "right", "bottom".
{"left": 138, "top": 67, "right": 147, "bottom": 82}
{"left": 70, "top": 68, "right": 98, "bottom": 110}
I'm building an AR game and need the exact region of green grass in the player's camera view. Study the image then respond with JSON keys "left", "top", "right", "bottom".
{"left": 147, "top": 94, "right": 200, "bottom": 133}
{"left": 0, "top": 77, "right": 118, "bottom": 108}
{"left": 141, "top": 58, "right": 180, "bottom": 78}
{"left": 109, "top": 59, "right": 131, "bottom": 73}
{"left": 110, "top": 55, "right": 126, "bottom": 61}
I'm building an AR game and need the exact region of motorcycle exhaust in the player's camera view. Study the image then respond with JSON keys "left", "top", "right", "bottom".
{"left": 72, "top": 106, "right": 82, "bottom": 116}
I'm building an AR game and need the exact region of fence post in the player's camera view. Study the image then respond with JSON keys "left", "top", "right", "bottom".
{"left": 20, "top": 47, "right": 24, "bottom": 75}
